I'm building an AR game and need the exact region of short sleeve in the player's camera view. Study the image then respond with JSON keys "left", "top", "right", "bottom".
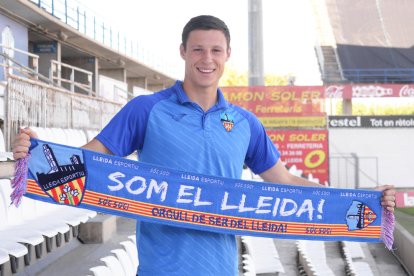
{"left": 96, "top": 87, "right": 174, "bottom": 157}
{"left": 95, "top": 96, "right": 149, "bottom": 156}
{"left": 237, "top": 107, "right": 280, "bottom": 174}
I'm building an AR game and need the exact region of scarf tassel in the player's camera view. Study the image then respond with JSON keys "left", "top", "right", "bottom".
{"left": 10, "top": 154, "right": 30, "bottom": 207}
{"left": 381, "top": 208, "right": 395, "bottom": 250}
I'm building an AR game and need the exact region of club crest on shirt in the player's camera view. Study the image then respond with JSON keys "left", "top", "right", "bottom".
{"left": 34, "top": 143, "right": 86, "bottom": 206}
{"left": 220, "top": 112, "right": 234, "bottom": 132}
{"left": 345, "top": 200, "right": 377, "bottom": 231}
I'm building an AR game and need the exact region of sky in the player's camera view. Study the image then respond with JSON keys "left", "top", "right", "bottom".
{"left": 82, "top": 0, "right": 322, "bottom": 85}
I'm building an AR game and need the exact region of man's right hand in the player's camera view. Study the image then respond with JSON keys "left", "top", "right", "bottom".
{"left": 12, "top": 128, "right": 38, "bottom": 160}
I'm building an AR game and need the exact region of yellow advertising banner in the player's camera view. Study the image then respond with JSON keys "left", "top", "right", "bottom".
{"left": 259, "top": 116, "right": 327, "bottom": 128}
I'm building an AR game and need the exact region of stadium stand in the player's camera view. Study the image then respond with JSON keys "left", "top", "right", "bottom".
{"left": 241, "top": 236, "right": 285, "bottom": 275}
{"left": 297, "top": 240, "right": 335, "bottom": 276}
{"left": 0, "top": 127, "right": 99, "bottom": 275}
{"left": 99, "top": 255, "right": 126, "bottom": 275}
{"left": 120, "top": 240, "right": 139, "bottom": 269}
{"left": 342, "top": 241, "right": 365, "bottom": 260}
{"left": 341, "top": 241, "right": 374, "bottom": 276}
{"left": 88, "top": 235, "right": 138, "bottom": 276}
{"left": 321, "top": 0, "right": 414, "bottom": 84}
{"left": 88, "top": 265, "right": 112, "bottom": 276}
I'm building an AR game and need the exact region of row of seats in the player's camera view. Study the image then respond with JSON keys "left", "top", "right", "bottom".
{"left": 341, "top": 241, "right": 374, "bottom": 276}
{"left": 0, "top": 127, "right": 98, "bottom": 275}
{"left": 297, "top": 240, "right": 375, "bottom": 276}
{"left": 297, "top": 240, "right": 335, "bottom": 276}
{"left": 241, "top": 236, "right": 285, "bottom": 275}
{"left": 88, "top": 235, "right": 138, "bottom": 276}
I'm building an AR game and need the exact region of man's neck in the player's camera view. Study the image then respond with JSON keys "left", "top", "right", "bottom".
{"left": 182, "top": 81, "right": 218, "bottom": 112}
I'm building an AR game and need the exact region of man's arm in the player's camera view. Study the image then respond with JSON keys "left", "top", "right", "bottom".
{"left": 259, "top": 160, "right": 323, "bottom": 187}
{"left": 82, "top": 138, "right": 112, "bottom": 154}
{"left": 260, "top": 160, "right": 396, "bottom": 212}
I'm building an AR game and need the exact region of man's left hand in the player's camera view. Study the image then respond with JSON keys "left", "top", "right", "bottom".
{"left": 376, "top": 185, "right": 396, "bottom": 212}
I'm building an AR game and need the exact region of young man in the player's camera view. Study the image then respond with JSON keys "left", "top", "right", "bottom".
{"left": 13, "top": 15, "right": 395, "bottom": 276}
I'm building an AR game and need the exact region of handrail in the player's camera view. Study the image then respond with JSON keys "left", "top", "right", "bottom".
{"left": 0, "top": 44, "right": 39, "bottom": 59}
{"left": 113, "top": 85, "right": 130, "bottom": 103}
{"left": 4, "top": 74, "right": 122, "bottom": 150}
{"left": 332, "top": 47, "right": 344, "bottom": 81}
{"left": 343, "top": 68, "right": 414, "bottom": 83}
{"left": 314, "top": 40, "right": 325, "bottom": 77}
{"left": 0, "top": 44, "right": 39, "bottom": 78}
{"left": 49, "top": 59, "right": 93, "bottom": 95}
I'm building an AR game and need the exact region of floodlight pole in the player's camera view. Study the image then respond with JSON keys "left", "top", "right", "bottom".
{"left": 248, "top": 0, "right": 264, "bottom": 86}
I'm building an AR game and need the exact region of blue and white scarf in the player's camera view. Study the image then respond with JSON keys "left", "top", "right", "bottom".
{"left": 11, "top": 138, "right": 394, "bottom": 249}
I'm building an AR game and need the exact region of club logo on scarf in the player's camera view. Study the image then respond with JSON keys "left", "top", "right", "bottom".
{"left": 220, "top": 112, "right": 234, "bottom": 132}
{"left": 34, "top": 143, "right": 86, "bottom": 206}
{"left": 345, "top": 200, "right": 377, "bottom": 231}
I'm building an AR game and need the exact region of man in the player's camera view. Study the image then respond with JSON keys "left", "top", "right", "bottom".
{"left": 13, "top": 15, "right": 395, "bottom": 276}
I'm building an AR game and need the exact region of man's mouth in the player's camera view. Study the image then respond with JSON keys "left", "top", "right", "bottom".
{"left": 197, "top": 67, "right": 215, "bottom": 73}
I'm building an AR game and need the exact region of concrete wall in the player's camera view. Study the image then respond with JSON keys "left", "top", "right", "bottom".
{"left": 98, "top": 74, "right": 128, "bottom": 104}
{"left": 394, "top": 223, "right": 414, "bottom": 275}
{"left": 329, "top": 128, "right": 414, "bottom": 189}
{"left": 99, "top": 68, "right": 126, "bottom": 83}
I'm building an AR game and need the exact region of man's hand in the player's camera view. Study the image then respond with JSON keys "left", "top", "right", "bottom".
{"left": 376, "top": 185, "right": 396, "bottom": 212}
{"left": 12, "top": 128, "right": 38, "bottom": 160}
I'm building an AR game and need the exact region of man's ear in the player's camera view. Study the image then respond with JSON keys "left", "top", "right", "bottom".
{"left": 226, "top": 47, "right": 231, "bottom": 61}
{"left": 180, "top": 44, "right": 186, "bottom": 59}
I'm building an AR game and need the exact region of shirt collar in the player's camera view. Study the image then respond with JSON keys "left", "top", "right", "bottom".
{"left": 174, "top": 80, "right": 229, "bottom": 110}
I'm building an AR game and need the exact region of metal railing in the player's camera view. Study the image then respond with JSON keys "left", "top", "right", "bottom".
{"left": 49, "top": 59, "right": 93, "bottom": 95}
{"left": 0, "top": 48, "right": 93, "bottom": 95}
{"left": 330, "top": 153, "right": 379, "bottom": 189}
{"left": 314, "top": 41, "right": 325, "bottom": 77}
{"left": 332, "top": 47, "right": 344, "bottom": 81}
{"left": 0, "top": 44, "right": 39, "bottom": 79}
{"left": 3, "top": 74, "right": 122, "bottom": 150}
{"left": 343, "top": 68, "right": 414, "bottom": 83}
{"left": 29, "top": 0, "right": 179, "bottom": 79}
{"left": 314, "top": 44, "right": 345, "bottom": 83}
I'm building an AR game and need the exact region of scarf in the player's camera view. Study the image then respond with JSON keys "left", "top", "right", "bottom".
{"left": 11, "top": 138, "right": 394, "bottom": 249}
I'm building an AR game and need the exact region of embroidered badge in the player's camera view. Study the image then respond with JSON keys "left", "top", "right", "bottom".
{"left": 220, "top": 112, "right": 234, "bottom": 132}
{"left": 345, "top": 200, "right": 377, "bottom": 231}
{"left": 35, "top": 143, "right": 86, "bottom": 206}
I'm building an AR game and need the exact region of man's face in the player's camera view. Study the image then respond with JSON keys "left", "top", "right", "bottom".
{"left": 180, "top": 29, "right": 231, "bottom": 89}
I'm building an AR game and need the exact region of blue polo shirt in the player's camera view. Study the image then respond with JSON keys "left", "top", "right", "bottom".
{"left": 96, "top": 81, "right": 280, "bottom": 276}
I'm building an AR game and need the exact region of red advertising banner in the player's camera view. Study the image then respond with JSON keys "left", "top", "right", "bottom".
{"left": 221, "top": 84, "right": 414, "bottom": 128}
{"left": 222, "top": 84, "right": 414, "bottom": 102}
{"left": 266, "top": 130, "right": 329, "bottom": 185}
{"left": 395, "top": 191, "right": 414, "bottom": 208}
{"left": 221, "top": 86, "right": 326, "bottom": 115}
{"left": 324, "top": 84, "right": 414, "bottom": 99}
{"left": 221, "top": 86, "right": 327, "bottom": 128}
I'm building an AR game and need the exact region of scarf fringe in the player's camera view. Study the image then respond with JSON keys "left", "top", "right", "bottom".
{"left": 381, "top": 208, "right": 395, "bottom": 250}
{"left": 10, "top": 153, "right": 30, "bottom": 207}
